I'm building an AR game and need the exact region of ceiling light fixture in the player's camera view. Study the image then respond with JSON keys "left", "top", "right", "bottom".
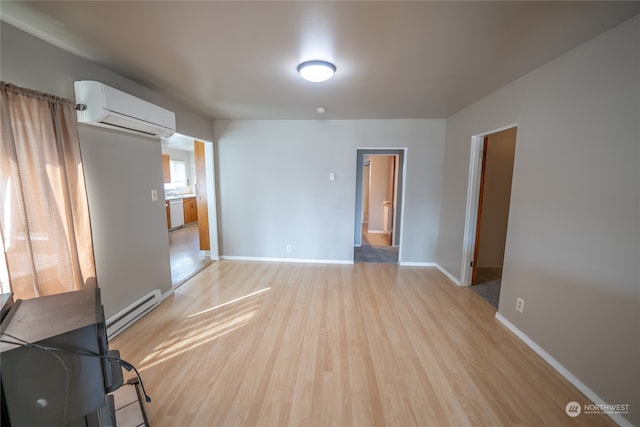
{"left": 297, "top": 60, "right": 336, "bottom": 83}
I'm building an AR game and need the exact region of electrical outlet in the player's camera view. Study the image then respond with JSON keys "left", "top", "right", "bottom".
{"left": 286, "top": 244, "right": 293, "bottom": 253}
{"left": 151, "top": 189, "right": 158, "bottom": 201}
{"left": 516, "top": 297, "right": 525, "bottom": 313}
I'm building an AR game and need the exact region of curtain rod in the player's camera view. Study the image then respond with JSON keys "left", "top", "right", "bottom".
{"left": 1, "top": 81, "right": 75, "bottom": 106}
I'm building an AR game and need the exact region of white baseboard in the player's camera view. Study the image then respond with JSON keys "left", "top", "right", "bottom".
{"left": 161, "top": 287, "right": 175, "bottom": 300}
{"left": 435, "top": 264, "right": 462, "bottom": 286}
{"left": 495, "top": 313, "right": 633, "bottom": 427}
{"left": 399, "top": 261, "right": 437, "bottom": 267}
{"left": 220, "top": 255, "right": 353, "bottom": 265}
{"left": 396, "top": 263, "right": 463, "bottom": 287}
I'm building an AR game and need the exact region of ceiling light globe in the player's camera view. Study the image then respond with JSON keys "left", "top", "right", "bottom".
{"left": 297, "top": 60, "right": 336, "bottom": 83}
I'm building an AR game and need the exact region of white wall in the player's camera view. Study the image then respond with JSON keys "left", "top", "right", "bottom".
{"left": 214, "top": 119, "right": 445, "bottom": 263}
{"left": 437, "top": 15, "right": 640, "bottom": 424}
{"left": 1, "top": 22, "right": 214, "bottom": 317}
{"left": 79, "top": 126, "right": 172, "bottom": 316}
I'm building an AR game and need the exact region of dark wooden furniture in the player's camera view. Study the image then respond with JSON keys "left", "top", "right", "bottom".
{"left": 1, "top": 288, "right": 122, "bottom": 426}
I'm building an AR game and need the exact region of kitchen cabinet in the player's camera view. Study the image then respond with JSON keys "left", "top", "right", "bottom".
{"left": 162, "top": 154, "right": 171, "bottom": 183}
{"left": 183, "top": 197, "right": 197, "bottom": 224}
{"left": 165, "top": 201, "right": 171, "bottom": 229}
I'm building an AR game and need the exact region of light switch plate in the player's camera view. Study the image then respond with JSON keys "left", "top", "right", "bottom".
{"left": 151, "top": 189, "right": 158, "bottom": 201}
{"left": 329, "top": 172, "right": 336, "bottom": 181}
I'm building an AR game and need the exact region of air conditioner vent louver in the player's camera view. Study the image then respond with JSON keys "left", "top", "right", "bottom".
{"left": 74, "top": 80, "right": 176, "bottom": 139}
{"left": 99, "top": 115, "right": 165, "bottom": 136}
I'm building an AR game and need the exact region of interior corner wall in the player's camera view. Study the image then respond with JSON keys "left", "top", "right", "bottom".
{"left": 0, "top": 21, "right": 214, "bottom": 317}
{"left": 213, "top": 119, "right": 445, "bottom": 263}
{"left": 436, "top": 15, "right": 640, "bottom": 424}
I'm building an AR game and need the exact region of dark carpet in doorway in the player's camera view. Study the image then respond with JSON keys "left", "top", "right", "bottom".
{"left": 471, "top": 280, "right": 501, "bottom": 310}
{"left": 354, "top": 246, "right": 399, "bottom": 263}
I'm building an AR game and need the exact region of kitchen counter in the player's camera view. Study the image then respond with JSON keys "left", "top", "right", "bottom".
{"left": 165, "top": 193, "right": 196, "bottom": 201}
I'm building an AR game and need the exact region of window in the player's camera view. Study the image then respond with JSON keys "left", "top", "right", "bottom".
{"left": 1, "top": 82, "right": 96, "bottom": 299}
{"left": 170, "top": 160, "right": 187, "bottom": 185}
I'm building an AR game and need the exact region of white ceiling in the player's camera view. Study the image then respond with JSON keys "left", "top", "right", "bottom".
{"left": 163, "top": 133, "right": 196, "bottom": 152}
{"left": 2, "top": 1, "right": 639, "bottom": 120}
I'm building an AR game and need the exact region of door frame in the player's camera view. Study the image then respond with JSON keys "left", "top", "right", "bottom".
{"left": 162, "top": 134, "right": 219, "bottom": 260}
{"left": 471, "top": 136, "right": 489, "bottom": 285}
{"left": 460, "top": 124, "right": 517, "bottom": 286}
{"left": 354, "top": 148, "right": 407, "bottom": 261}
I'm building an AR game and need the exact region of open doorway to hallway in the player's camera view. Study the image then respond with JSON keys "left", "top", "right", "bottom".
{"left": 162, "top": 134, "right": 216, "bottom": 286}
{"left": 353, "top": 149, "right": 405, "bottom": 263}
{"left": 467, "top": 127, "right": 517, "bottom": 309}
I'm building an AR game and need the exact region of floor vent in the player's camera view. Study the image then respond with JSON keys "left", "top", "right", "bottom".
{"left": 106, "top": 289, "right": 161, "bottom": 339}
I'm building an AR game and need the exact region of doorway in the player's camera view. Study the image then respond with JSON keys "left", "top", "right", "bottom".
{"left": 462, "top": 127, "right": 517, "bottom": 309}
{"left": 162, "top": 134, "right": 217, "bottom": 286}
{"left": 353, "top": 149, "right": 405, "bottom": 263}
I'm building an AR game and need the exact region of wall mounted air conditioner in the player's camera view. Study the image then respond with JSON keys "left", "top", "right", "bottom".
{"left": 74, "top": 80, "right": 176, "bottom": 139}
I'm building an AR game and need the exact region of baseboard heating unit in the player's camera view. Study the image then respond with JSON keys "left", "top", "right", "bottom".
{"left": 106, "top": 289, "right": 161, "bottom": 339}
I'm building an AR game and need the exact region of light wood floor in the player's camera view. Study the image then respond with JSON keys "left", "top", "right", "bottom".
{"left": 111, "top": 261, "right": 613, "bottom": 426}
{"left": 361, "top": 223, "right": 392, "bottom": 246}
{"left": 168, "top": 223, "right": 212, "bottom": 286}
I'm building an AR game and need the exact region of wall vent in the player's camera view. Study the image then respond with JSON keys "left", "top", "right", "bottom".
{"left": 106, "top": 289, "right": 161, "bottom": 339}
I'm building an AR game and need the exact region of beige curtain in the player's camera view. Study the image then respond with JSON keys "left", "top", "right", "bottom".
{"left": 0, "top": 82, "right": 96, "bottom": 299}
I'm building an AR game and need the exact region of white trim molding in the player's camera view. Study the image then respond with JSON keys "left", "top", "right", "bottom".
{"left": 435, "top": 264, "right": 462, "bottom": 286}
{"left": 397, "top": 263, "right": 462, "bottom": 287}
{"left": 399, "top": 262, "right": 437, "bottom": 267}
{"left": 220, "top": 255, "right": 354, "bottom": 265}
{"left": 495, "top": 313, "right": 633, "bottom": 427}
